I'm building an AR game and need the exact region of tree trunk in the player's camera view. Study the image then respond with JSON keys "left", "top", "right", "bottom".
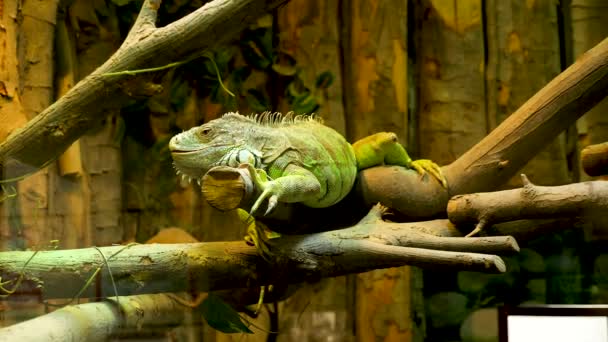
{"left": 486, "top": 0, "right": 570, "bottom": 188}
{"left": 72, "top": 0, "right": 124, "bottom": 246}
{"left": 572, "top": 0, "right": 608, "bottom": 150}
{"left": 343, "top": 1, "right": 418, "bottom": 340}
{"left": 0, "top": 0, "right": 61, "bottom": 328}
{"left": 275, "top": 1, "right": 354, "bottom": 340}
{"left": 415, "top": 0, "right": 486, "bottom": 340}
{"left": 417, "top": 0, "right": 487, "bottom": 165}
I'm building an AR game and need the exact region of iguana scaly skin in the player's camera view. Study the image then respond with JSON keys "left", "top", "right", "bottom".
{"left": 169, "top": 112, "right": 446, "bottom": 216}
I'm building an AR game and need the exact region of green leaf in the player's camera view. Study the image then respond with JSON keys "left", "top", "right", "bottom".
{"left": 245, "top": 89, "right": 271, "bottom": 112}
{"left": 253, "top": 14, "right": 273, "bottom": 28}
{"left": 214, "top": 47, "right": 236, "bottom": 70}
{"left": 202, "top": 52, "right": 235, "bottom": 98}
{"left": 169, "top": 77, "right": 191, "bottom": 111}
{"left": 201, "top": 294, "right": 253, "bottom": 334}
{"left": 292, "top": 93, "right": 319, "bottom": 114}
{"left": 271, "top": 63, "right": 297, "bottom": 76}
{"left": 315, "top": 71, "right": 334, "bottom": 89}
{"left": 240, "top": 28, "right": 273, "bottom": 70}
{"left": 110, "top": 0, "right": 136, "bottom": 6}
{"left": 271, "top": 52, "right": 297, "bottom": 76}
{"left": 286, "top": 79, "right": 308, "bottom": 98}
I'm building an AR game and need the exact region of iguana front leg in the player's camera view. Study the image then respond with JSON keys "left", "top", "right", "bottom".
{"left": 245, "top": 163, "right": 322, "bottom": 216}
{"left": 352, "top": 132, "right": 447, "bottom": 187}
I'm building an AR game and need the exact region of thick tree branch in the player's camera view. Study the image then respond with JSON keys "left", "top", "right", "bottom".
{"left": 0, "top": 205, "right": 519, "bottom": 300}
{"left": 444, "top": 37, "right": 608, "bottom": 193}
{"left": 0, "top": 0, "right": 289, "bottom": 177}
{"left": 447, "top": 175, "right": 608, "bottom": 236}
{"left": 582, "top": 142, "right": 608, "bottom": 176}
{"left": 0, "top": 293, "right": 191, "bottom": 341}
{"left": 358, "top": 37, "right": 608, "bottom": 218}
{"left": 125, "top": 0, "right": 160, "bottom": 42}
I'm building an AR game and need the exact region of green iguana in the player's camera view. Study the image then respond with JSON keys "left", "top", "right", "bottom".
{"left": 169, "top": 112, "right": 446, "bottom": 217}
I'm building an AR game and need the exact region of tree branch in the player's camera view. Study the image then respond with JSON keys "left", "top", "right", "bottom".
{"left": 0, "top": 0, "right": 289, "bottom": 177}
{"left": 125, "top": 0, "right": 160, "bottom": 42}
{"left": 0, "top": 293, "right": 192, "bottom": 341}
{"left": 582, "top": 142, "right": 608, "bottom": 176}
{"left": 447, "top": 175, "right": 608, "bottom": 236}
{"left": 0, "top": 205, "right": 520, "bottom": 300}
{"left": 358, "top": 37, "right": 608, "bottom": 218}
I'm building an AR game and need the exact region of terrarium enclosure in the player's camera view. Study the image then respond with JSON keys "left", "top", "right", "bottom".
{"left": 0, "top": 0, "right": 607, "bottom": 341}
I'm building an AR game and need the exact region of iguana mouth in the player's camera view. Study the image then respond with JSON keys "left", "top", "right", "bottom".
{"left": 170, "top": 149, "right": 202, "bottom": 154}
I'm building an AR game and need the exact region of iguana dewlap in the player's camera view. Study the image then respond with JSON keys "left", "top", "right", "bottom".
{"left": 169, "top": 112, "right": 445, "bottom": 215}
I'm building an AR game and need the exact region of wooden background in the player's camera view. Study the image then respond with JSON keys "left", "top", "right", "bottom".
{"left": 0, "top": 0, "right": 607, "bottom": 341}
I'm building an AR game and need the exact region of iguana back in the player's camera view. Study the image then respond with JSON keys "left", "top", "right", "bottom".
{"left": 169, "top": 112, "right": 357, "bottom": 209}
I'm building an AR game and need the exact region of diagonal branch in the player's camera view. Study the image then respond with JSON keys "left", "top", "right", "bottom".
{"left": 358, "top": 37, "right": 608, "bottom": 218}
{"left": 125, "top": 0, "right": 161, "bottom": 42}
{"left": 0, "top": 0, "right": 290, "bottom": 178}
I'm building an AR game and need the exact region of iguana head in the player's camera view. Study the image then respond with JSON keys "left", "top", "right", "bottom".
{"left": 169, "top": 113, "right": 262, "bottom": 182}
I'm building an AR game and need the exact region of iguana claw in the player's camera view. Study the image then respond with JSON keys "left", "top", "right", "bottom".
{"left": 250, "top": 188, "right": 279, "bottom": 216}
{"left": 410, "top": 159, "right": 447, "bottom": 188}
{"left": 246, "top": 164, "right": 279, "bottom": 216}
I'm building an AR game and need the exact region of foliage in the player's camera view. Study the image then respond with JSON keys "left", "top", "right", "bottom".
{"left": 110, "top": 1, "right": 335, "bottom": 332}
{"left": 115, "top": 1, "right": 332, "bottom": 116}
{"left": 115, "top": 1, "right": 334, "bottom": 240}
{"left": 200, "top": 293, "right": 253, "bottom": 334}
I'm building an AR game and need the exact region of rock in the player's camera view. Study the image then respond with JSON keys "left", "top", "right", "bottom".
{"left": 427, "top": 292, "right": 469, "bottom": 328}
{"left": 546, "top": 249, "right": 583, "bottom": 303}
{"left": 458, "top": 272, "right": 496, "bottom": 293}
{"left": 593, "top": 254, "right": 608, "bottom": 284}
{"left": 518, "top": 248, "right": 545, "bottom": 273}
{"left": 525, "top": 278, "right": 546, "bottom": 303}
{"left": 460, "top": 308, "right": 498, "bottom": 342}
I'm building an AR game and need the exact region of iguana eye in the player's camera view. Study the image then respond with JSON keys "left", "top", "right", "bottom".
{"left": 200, "top": 127, "right": 212, "bottom": 136}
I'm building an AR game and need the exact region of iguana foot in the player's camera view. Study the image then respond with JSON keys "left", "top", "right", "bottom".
{"left": 238, "top": 208, "right": 280, "bottom": 261}
{"left": 410, "top": 159, "right": 447, "bottom": 188}
{"left": 245, "top": 164, "right": 280, "bottom": 216}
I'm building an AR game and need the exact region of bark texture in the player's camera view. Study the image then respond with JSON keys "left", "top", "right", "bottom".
{"left": 572, "top": 0, "right": 608, "bottom": 154}
{"left": 341, "top": 1, "right": 415, "bottom": 339}
{"left": 448, "top": 175, "right": 608, "bottom": 236}
{"left": 0, "top": 205, "right": 519, "bottom": 301}
{"left": 417, "top": 0, "right": 487, "bottom": 165}
{"left": 486, "top": 0, "right": 570, "bottom": 187}
{"left": 0, "top": 293, "right": 191, "bottom": 341}
{"left": 443, "top": 36, "right": 608, "bottom": 196}
{"left": 0, "top": 0, "right": 289, "bottom": 178}
{"left": 582, "top": 142, "right": 608, "bottom": 176}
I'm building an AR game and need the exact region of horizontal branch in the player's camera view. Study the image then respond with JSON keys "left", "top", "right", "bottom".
{"left": 0, "top": 241, "right": 259, "bottom": 299}
{"left": 0, "top": 205, "right": 520, "bottom": 300}
{"left": 582, "top": 142, "right": 608, "bottom": 176}
{"left": 0, "top": 293, "right": 191, "bottom": 341}
{"left": 447, "top": 176, "right": 608, "bottom": 236}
